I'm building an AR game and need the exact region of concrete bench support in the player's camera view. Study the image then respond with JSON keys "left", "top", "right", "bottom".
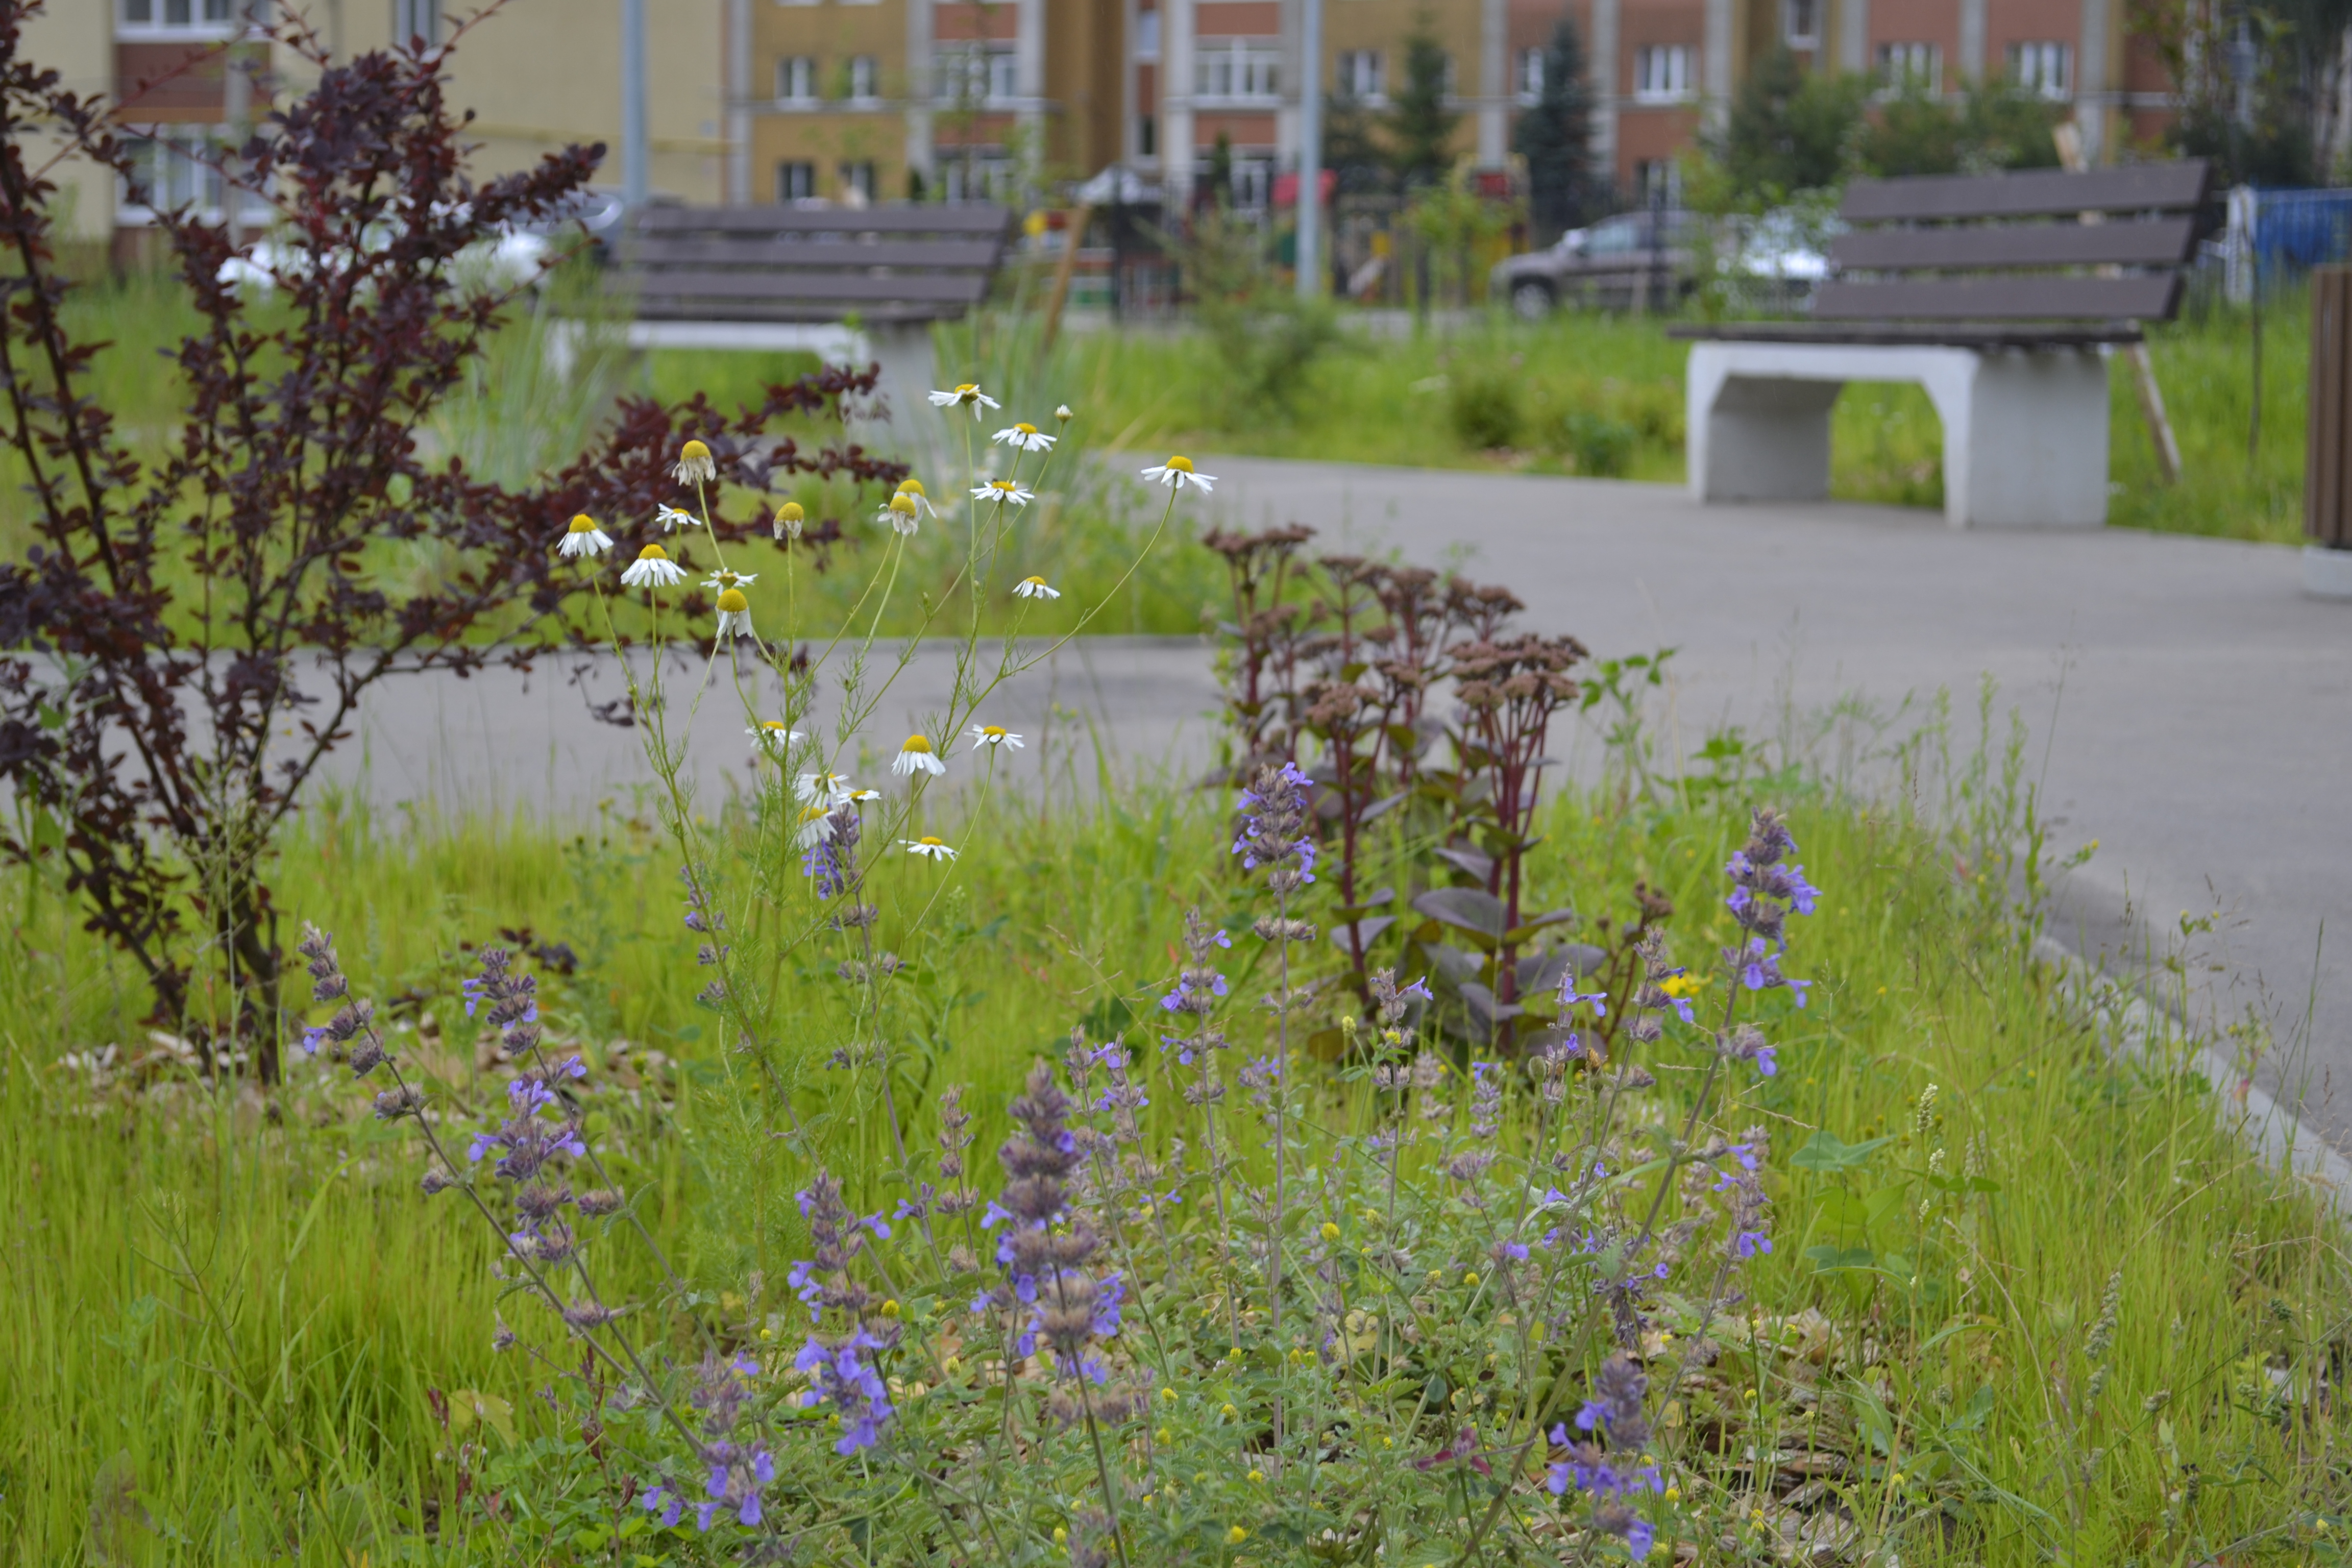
{"left": 1685, "top": 340, "right": 2112, "bottom": 528}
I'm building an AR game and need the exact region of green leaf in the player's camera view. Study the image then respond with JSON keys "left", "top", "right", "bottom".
{"left": 1804, "top": 1244, "right": 1876, "bottom": 1273}
{"left": 1790, "top": 1130, "right": 1895, "bottom": 1173}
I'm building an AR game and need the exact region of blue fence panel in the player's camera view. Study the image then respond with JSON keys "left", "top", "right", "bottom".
{"left": 2254, "top": 188, "right": 2352, "bottom": 271}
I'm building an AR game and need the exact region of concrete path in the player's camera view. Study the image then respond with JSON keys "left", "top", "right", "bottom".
{"left": 321, "top": 457, "right": 2352, "bottom": 1155}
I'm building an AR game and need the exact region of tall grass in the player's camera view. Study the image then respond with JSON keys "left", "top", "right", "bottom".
{"left": 4, "top": 748, "right": 2344, "bottom": 1562}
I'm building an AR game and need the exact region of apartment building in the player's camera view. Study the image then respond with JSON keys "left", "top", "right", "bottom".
{"left": 749, "top": 0, "right": 2176, "bottom": 207}
{"left": 33, "top": 1, "right": 726, "bottom": 252}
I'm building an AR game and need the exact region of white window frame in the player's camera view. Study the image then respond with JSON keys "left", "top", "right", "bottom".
{"left": 1875, "top": 41, "right": 1943, "bottom": 92}
{"left": 1135, "top": 9, "right": 1161, "bottom": 61}
{"left": 777, "top": 160, "right": 817, "bottom": 202}
{"left": 777, "top": 55, "right": 819, "bottom": 105}
{"left": 839, "top": 160, "right": 877, "bottom": 200}
{"left": 1632, "top": 45, "right": 1694, "bottom": 105}
{"left": 936, "top": 45, "right": 1019, "bottom": 106}
{"left": 2007, "top": 40, "right": 2073, "bottom": 100}
{"left": 1195, "top": 38, "right": 1280, "bottom": 106}
{"left": 1230, "top": 158, "right": 1273, "bottom": 210}
{"left": 848, "top": 55, "right": 880, "bottom": 104}
{"left": 1783, "top": 0, "right": 1819, "bottom": 49}
{"left": 1335, "top": 48, "right": 1385, "bottom": 103}
{"left": 1514, "top": 46, "right": 1544, "bottom": 105}
{"left": 118, "top": 0, "right": 242, "bottom": 41}
{"left": 1634, "top": 158, "right": 1682, "bottom": 208}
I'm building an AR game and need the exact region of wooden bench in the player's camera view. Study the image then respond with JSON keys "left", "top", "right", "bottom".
{"left": 603, "top": 203, "right": 1018, "bottom": 443}
{"left": 1670, "top": 162, "right": 2210, "bottom": 527}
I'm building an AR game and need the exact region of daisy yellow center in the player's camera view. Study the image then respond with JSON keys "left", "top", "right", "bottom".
{"left": 568, "top": 514, "right": 598, "bottom": 533}
{"left": 1022, "top": 575, "right": 1047, "bottom": 586}
{"left": 989, "top": 480, "right": 1017, "bottom": 493}
{"left": 890, "top": 494, "right": 919, "bottom": 515}
{"left": 954, "top": 384, "right": 978, "bottom": 397}
{"left": 902, "top": 734, "right": 933, "bottom": 754}
{"left": 761, "top": 720, "right": 789, "bottom": 732}
{"left": 898, "top": 478, "right": 926, "bottom": 496}
{"left": 918, "top": 836, "right": 946, "bottom": 847}
{"left": 1015, "top": 423, "right": 1037, "bottom": 436}
{"left": 680, "top": 439, "right": 710, "bottom": 460}
{"left": 776, "top": 502, "right": 804, "bottom": 522}
{"left": 637, "top": 544, "right": 669, "bottom": 561}
{"left": 717, "top": 589, "right": 749, "bottom": 612}
{"left": 1164, "top": 455, "right": 1195, "bottom": 473}
{"left": 981, "top": 726, "right": 1006, "bottom": 739}
{"left": 799, "top": 804, "right": 829, "bottom": 823}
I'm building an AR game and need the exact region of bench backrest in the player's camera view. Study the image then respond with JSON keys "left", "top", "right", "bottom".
{"left": 613, "top": 203, "right": 1017, "bottom": 325}
{"left": 1818, "top": 161, "right": 2210, "bottom": 324}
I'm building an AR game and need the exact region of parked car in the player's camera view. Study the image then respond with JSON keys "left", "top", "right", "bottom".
{"left": 1491, "top": 208, "right": 1700, "bottom": 319}
{"left": 1491, "top": 205, "right": 1836, "bottom": 318}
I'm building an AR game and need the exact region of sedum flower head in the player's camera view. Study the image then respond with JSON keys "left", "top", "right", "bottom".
{"left": 621, "top": 543, "right": 685, "bottom": 588}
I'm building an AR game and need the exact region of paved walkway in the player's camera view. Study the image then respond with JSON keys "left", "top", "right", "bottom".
{"left": 325, "top": 457, "right": 2352, "bottom": 1154}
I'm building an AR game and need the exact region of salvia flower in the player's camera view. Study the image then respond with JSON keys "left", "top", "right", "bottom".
{"left": 1232, "top": 761, "right": 1317, "bottom": 895}
{"left": 892, "top": 734, "right": 946, "bottom": 778}
{"left": 1012, "top": 575, "right": 1061, "bottom": 599}
{"left": 557, "top": 513, "right": 612, "bottom": 557}
{"left": 801, "top": 805, "right": 861, "bottom": 899}
{"left": 671, "top": 437, "right": 717, "bottom": 485}
{"left": 293, "top": 924, "right": 390, "bottom": 1076}
{"left": 1548, "top": 1354, "right": 1664, "bottom": 1557}
{"left": 621, "top": 544, "right": 685, "bottom": 588}
{"left": 1140, "top": 455, "right": 1216, "bottom": 492}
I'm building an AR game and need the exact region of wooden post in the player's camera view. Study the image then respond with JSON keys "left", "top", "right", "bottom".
{"left": 2056, "top": 120, "right": 2182, "bottom": 484}
{"left": 1038, "top": 202, "right": 1093, "bottom": 353}
{"left": 2309, "top": 266, "right": 2352, "bottom": 548}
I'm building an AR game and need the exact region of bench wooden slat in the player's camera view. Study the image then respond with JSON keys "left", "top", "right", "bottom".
{"left": 1667, "top": 321, "right": 2143, "bottom": 348}
{"left": 1829, "top": 217, "right": 2197, "bottom": 272}
{"left": 630, "top": 300, "right": 957, "bottom": 325}
{"left": 620, "top": 237, "right": 1009, "bottom": 272}
{"left": 1842, "top": 163, "right": 2210, "bottom": 223}
{"left": 634, "top": 203, "right": 1015, "bottom": 237}
{"left": 1811, "top": 273, "right": 2182, "bottom": 322}
{"left": 614, "top": 269, "right": 991, "bottom": 306}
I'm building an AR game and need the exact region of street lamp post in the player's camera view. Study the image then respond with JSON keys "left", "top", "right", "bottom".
{"left": 1296, "top": 0, "right": 1324, "bottom": 299}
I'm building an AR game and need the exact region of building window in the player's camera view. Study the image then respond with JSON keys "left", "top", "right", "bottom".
{"left": 938, "top": 45, "right": 1019, "bottom": 106}
{"left": 1635, "top": 158, "right": 1682, "bottom": 208}
{"left": 1632, "top": 45, "right": 1693, "bottom": 104}
{"left": 393, "top": 0, "right": 438, "bottom": 44}
{"left": 1514, "top": 46, "right": 1544, "bottom": 105}
{"left": 839, "top": 161, "right": 876, "bottom": 201}
{"left": 942, "top": 157, "right": 1017, "bottom": 202}
{"left": 117, "top": 130, "right": 267, "bottom": 223}
{"left": 777, "top": 56, "right": 818, "bottom": 104}
{"left": 1231, "top": 158, "right": 1272, "bottom": 209}
{"left": 848, "top": 55, "right": 879, "bottom": 102}
{"left": 777, "top": 161, "right": 817, "bottom": 202}
{"left": 1138, "top": 113, "right": 1156, "bottom": 156}
{"left": 120, "top": 0, "right": 239, "bottom": 36}
{"left": 2007, "top": 40, "right": 2073, "bottom": 99}
{"left": 1196, "top": 39, "right": 1280, "bottom": 104}
{"left": 1335, "top": 49, "right": 1384, "bottom": 102}
{"left": 1783, "top": 0, "right": 1819, "bottom": 48}
{"left": 1135, "top": 9, "right": 1161, "bottom": 61}
{"left": 1875, "top": 42, "right": 1942, "bottom": 92}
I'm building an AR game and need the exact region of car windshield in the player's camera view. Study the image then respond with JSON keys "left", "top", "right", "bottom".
{"left": 1584, "top": 217, "right": 1642, "bottom": 255}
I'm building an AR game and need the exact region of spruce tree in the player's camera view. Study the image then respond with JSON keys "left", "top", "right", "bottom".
{"left": 1386, "top": 22, "right": 1460, "bottom": 189}
{"left": 1512, "top": 18, "right": 1594, "bottom": 240}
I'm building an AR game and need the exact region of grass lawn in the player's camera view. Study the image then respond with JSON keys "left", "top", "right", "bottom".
{"left": 1065, "top": 295, "right": 2317, "bottom": 545}
{"left": 4, "top": 758, "right": 2344, "bottom": 1562}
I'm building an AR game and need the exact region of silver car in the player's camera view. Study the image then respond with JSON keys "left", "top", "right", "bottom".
{"left": 1490, "top": 208, "right": 1699, "bottom": 318}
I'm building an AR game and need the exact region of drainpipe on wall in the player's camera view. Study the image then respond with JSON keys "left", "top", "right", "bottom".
{"left": 622, "top": 0, "right": 649, "bottom": 211}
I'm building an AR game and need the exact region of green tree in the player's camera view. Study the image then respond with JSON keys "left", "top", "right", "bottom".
{"left": 1207, "top": 128, "right": 1235, "bottom": 206}
{"left": 1386, "top": 20, "right": 1460, "bottom": 189}
{"left": 1325, "top": 87, "right": 1391, "bottom": 194}
{"left": 1715, "top": 46, "right": 1868, "bottom": 204}
{"left": 1859, "top": 78, "right": 2059, "bottom": 176}
{"left": 1513, "top": 18, "right": 1595, "bottom": 240}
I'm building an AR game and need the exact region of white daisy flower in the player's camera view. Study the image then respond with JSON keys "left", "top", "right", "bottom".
{"left": 1055, "top": 404, "right": 1074, "bottom": 423}
{"left": 713, "top": 587, "right": 754, "bottom": 642}
{"left": 557, "top": 513, "right": 612, "bottom": 558}
{"left": 703, "top": 569, "right": 758, "bottom": 591}
{"left": 748, "top": 720, "right": 804, "bottom": 751}
{"left": 1012, "top": 575, "right": 1060, "bottom": 600}
{"left": 656, "top": 503, "right": 700, "bottom": 532}
{"left": 845, "top": 787, "right": 883, "bottom": 803}
{"left": 793, "top": 803, "right": 838, "bottom": 850}
{"left": 1141, "top": 455, "right": 1216, "bottom": 493}
{"left": 795, "top": 771, "right": 854, "bottom": 806}
{"left": 672, "top": 438, "right": 717, "bottom": 485}
{"left": 895, "top": 478, "right": 937, "bottom": 519}
{"left": 620, "top": 544, "right": 685, "bottom": 588}
{"left": 774, "top": 501, "right": 804, "bottom": 541}
{"left": 969, "top": 724, "right": 1025, "bottom": 750}
{"left": 901, "top": 836, "right": 958, "bottom": 861}
{"left": 879, "top": 492, "right": 923, "bottom": 536}
{"left": 970, "top": 478, "right": 1035, "bottom": 508}
{"left": 892, "top": 733, "right": 947, "bottom": 777}
{"left": 926, "top": 383, "right": 1001, "bottom": 419}
{"left": 991, "top": 422, "right": 1057, "bottom": 453}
